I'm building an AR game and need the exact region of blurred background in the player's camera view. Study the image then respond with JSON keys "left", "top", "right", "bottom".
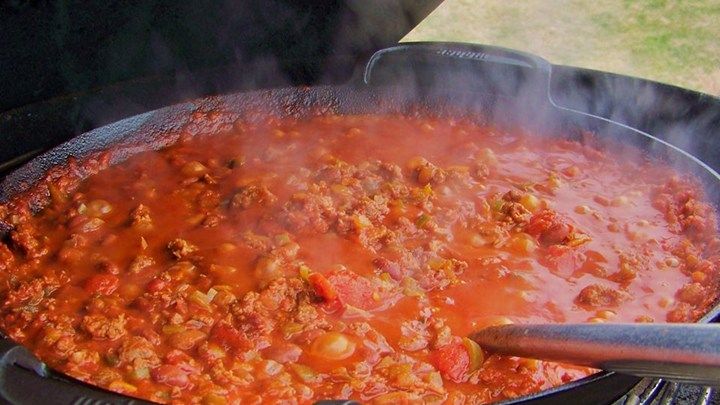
{"left": 404, "top": 0, "right": 720, "bottom": 96}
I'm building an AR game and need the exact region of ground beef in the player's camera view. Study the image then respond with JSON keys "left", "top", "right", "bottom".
{"left": 282, "top": 191, "right": 337, "bottom": 234}
{"left": 129, "top": 255, "right": 155, "bottom": 273}
{"left": 231, "top": 184, "right": 276, "bottom": 209}
{"left": 0, "top": 243, "right": 14, "bottom": 271}
{"left": 10, "top": 224, "right": 46, "bottom": 258}
{"left": 653, "top": 176, "right": 718, "bottom": 239}
{"left": 575, "top": 284, "right": 630, "bottom": 308}
{"left": 82, "top": 314, "right": 127, "bottom": 340}
{"left": 119, "top": 336, "right": 160, "bottom": 368}
{"left": 168, "top": 238, "right": 198, "bottom": 259}
{"left": 676, "top": 283, "right": 706, "bottom": 306}
{"left": 398, "top": 320, "right": 430, "bottom": 351}
{"left": 130, "top": 204, "right": 153, "bottom": 230}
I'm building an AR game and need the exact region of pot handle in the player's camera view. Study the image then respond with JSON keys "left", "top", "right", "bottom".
{"left": 364, "top": 41, "right": 551, "bottom": 82}
{"left": 363, "top": 41, "right": 551, "bottom": 88}
{"left": 0, "top": 338, "right": 152, "bottom": 404}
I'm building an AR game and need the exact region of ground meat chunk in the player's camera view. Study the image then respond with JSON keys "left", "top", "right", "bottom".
{"left": 2, "top": 274, "right": 61, "bottom": 310}
{"left": 130, "top": 204, "right": 153, "bottom": 230}
{"left": 292, "top": 300, "right": 328, "bottom": 332}
{"left": 82, "top": 314, "right": 127, "bottom": 340}
{"left": 652, "top": 176, "right": 718, "bottom": 239}
{"left": 168, "top": 238, "right": 198, "bottom": 259}
{"left": 411, "top": 158, "right": 446, "bottom": 185}
{"left": 505, "top": 202, "right": 531, "bottom": 224}
{"left": 666, "top": 302, "right": 695, "bottom": 322}
{"left": 241, "top": 231, "right": 273, "bottom": 252}
{"left": 0, "top": 242, "right": 14, "bottom": 271}
{"left": 231, "top": 184, "right": 276, "bottom": 209}
{"left": 676, "top": 283, "right": 706, "bottom": 306}
{"left": 119, "top": 336, "right": 160, "bottom": 368}
{"left": 430, "top": 319, "right": 453, "bottom": 349}
{"left": 398, "top": 320, "right": 430, "bottom": 351}
{"left": 66, "top": 349, "right": 101, "bottom": 376}
{"left": 36, "top": 315, "right": 77, "bottom": 359}
{"left": 10, "top": 224, "right": 46, "bottom": 258}
{"left": 223, "top": 278, "right": 309, "bottom": 350}
{"left": 209, "top": 362, "right": 254, "bottom": 387}
{"left": 197, "top": 189, "right": 221, "bottom": 210}
{"left": 129, "top": 255, "right": 155, "bottom": 273}
{"left": 256, "top": 277, "right": 306, "bottom": 312}
{"left": 576, "top": 284, "right": 630, "bottom": 308}
{"left": 416, "top": 257, "right": 467, "bottom": 291}
{"left": 282, "top": 191, "right": 337, "bottom": 234}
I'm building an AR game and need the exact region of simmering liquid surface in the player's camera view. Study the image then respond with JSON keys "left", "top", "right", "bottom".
{"left": 0, "top": 113, "right": 718, "bottom": 404}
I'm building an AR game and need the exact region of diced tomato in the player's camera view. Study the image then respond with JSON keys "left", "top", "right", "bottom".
{"left": 430, "top": 339, "right": 470, "bottom": 383}
{"left": 326, "top": 269, "right": 378, "bottom": 310}
{"left": 527, "top": 210, "right": 571, "bottom": 245}
{"left": 145, "top": 277, "right": 167, "bottom": 293}
{"left": 165, "top": 349, "right": 192, "bottom": 365}
{"left": 540, "top": 245, "right": 577, "bottom": 278}
{"left": 308, "top": 273, "right": 338, "bottom": 302}
{"left": 151, "top": 364, "right": 190, "bottom": 388}
{"left": 165, "top": 350, "right": 202, "bottom": 373}
{"left": 83, "top": 274, "right": 119, "bottom": 295}
{"left": 209, "top": 321, "right": 250, "bottom": 351}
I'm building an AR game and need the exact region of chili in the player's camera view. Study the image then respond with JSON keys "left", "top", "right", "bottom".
{"left": 0, "top": 113, "right": 718, "bottom": 404}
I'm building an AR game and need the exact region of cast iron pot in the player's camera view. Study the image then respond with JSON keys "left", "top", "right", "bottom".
{"left": 1, "top": 42, "right": 719, "bottom": 405}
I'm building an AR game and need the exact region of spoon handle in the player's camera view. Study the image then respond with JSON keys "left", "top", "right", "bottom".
{"left": 470, "top": 323, "right": 720, "bottom": 386}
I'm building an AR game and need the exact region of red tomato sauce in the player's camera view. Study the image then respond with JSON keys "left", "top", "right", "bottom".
{"left": 0, "top": 113, "right": 718, "bottom": 404}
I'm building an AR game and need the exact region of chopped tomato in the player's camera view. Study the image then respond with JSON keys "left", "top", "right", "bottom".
{"left": 209, "top": 322, "right": 250, "bottom": 351}
{"left": 151, "top": 364, "right": 190, "bottom": 388}
{"left": 527, "top": 209, "right": 571, "bottom": 245}
{"left": 540, "top": 245, "right": 578, "bottom": 278}
{"left": 145, "top": 277, "right": 166, "bottom": 293}
{"left": 430, "top": 339, "right": 470, "bottom": 383}
{"left": 326, "top": 269, "right": 377, "bottom": 310}
{"left": 307, "top": 272, "right": 338, "bottom": 302}
{"left": 83, "top": 274, "right": 119, "bottom": 295}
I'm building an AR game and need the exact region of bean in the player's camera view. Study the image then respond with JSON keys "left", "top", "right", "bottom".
{"left": 611, "top": 196, "right": 629, "bottom": 207}
{"left": 202, "top": 394, "right": 227, "bottom": 405}
{"left": 181, "top": 161, "right": 208, "bottom": 177}
{"left": 86, "top": 199, "right": 113, "bottom": 217}
{"left": 574, "top": 205, "right": 591, "bottom": 214}
{"left": 596, "top": 310, "right": 616, "bottom": 319}
{"left": 691, "top": 271, "right": 707, "bottom": 283}
{"left": 168, "top": 329, "right": 207, "bottom": 350}
{"left": 508, "top": 234, "right": 537, "bottom": 255}
{"left": 310, "top": 332, "right": 355, "bottom": 360}
{"left": 520, "top": 194, "right": 541, "bottom": 213}
{"left": 462, "top": 337, "right": 485, "bottom": 371}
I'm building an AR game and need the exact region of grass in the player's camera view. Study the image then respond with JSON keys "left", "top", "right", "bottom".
{"left": 403, "top": 0, "right": 720, "bottom": 95}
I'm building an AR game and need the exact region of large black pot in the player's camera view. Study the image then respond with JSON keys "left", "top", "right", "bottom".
{"left": 1, "top": 42, "right": 719, "bottom": 405}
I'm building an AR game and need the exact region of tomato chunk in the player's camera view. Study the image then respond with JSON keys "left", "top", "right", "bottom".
{"left": 527, "top": 209, "right": 571, "bottom": 245}
{"left": 151, "top": 364, "right": 190, "bottom": 388}
{"left": 307, "top": 273, "right": 338, "bottom": 302}
{"left": 326, "top": 269, "right": 377, "bottom": 310}
{"left": 430, "top": 339, "right": 470, "bottom": 383}
{"left": 84, "top": 274, "right": 119, "bottom": 295}
{"left": 209, "top": 321, "right": 250, "bottom": 351}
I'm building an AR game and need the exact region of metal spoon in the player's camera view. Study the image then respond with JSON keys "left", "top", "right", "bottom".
{"left": 469, "top": 323, "right": 720, "bottom": 386}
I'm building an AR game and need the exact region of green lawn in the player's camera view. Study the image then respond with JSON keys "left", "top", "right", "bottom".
{"left": 404, "top": 0, "right": 720, "bottom": 96}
